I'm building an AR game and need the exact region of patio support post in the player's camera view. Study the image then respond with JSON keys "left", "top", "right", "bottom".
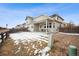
{"left": 46, "top": 19, "right": 48, "bottom": 34}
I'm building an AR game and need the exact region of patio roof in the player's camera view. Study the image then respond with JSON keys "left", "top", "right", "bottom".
{"left": 33, "top": 14, "right": 65, "bottom": 24}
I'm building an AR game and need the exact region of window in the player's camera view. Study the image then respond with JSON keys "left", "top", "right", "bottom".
{"left": 41, "top": 29, "right": 43, "bottom": 31}
{"left": 53, "top": 23, "right": 55, "bottom": 28}
{"left": 44, "top": 23, "right": 52, "bottom": 28}
{"left": 49, "top": 23, "right": 52, "bottom": 28}
{"left": 44, "top": 26, "right": 46, "bottom": 28}
{"left": 44, "top": 23, "right": 46, "bottom": 28}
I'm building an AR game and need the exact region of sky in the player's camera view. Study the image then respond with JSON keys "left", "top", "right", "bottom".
{"left": 0, "top": 3, "right": 79, "bottom": 28}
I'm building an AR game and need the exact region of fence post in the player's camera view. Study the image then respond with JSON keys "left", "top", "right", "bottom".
{"left": 1, "top": 33, "right": 4, "bottom": 43}
{"left": 68, "top": 45, "right": 77, "bottom": 56}
{"left": 48, "top": 33, "right": 54, "bottom": 49}
{"left": 6, "top": 32, "right": 9, "bottom": 39}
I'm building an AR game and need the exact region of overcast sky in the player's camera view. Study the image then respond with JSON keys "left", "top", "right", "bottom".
{"left": 0, "top": 3, "right": 79, "bottom": 28}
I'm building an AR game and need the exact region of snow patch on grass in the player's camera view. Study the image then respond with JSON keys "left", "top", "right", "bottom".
{"left": 10, "top": 32, "right": 48, "bottom": 44}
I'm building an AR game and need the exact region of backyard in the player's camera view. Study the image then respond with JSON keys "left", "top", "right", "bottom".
{"left": 0, "top": 32, "right": 79, "bottom": 56}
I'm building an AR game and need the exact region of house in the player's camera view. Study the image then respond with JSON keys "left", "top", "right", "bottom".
{"left": 25, "top": 14, "right": 66, "bottom": 33}
{"left": 15, "top": 23, "right": 27, "bottom": 29}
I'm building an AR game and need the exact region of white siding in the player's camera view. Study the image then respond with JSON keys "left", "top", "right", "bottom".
{"left": 28, "top": 24, "right": 34, "bottom": 32}
{"left": 26, "top": 18, "right": 33, "bottom": 25}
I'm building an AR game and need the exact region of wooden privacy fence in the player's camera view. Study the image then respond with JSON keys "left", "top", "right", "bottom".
{"left": 0, "top": 30, "right": 9, "bottom": 45}
{"left": 59, "top": 26, "right": 79, "bottom": 33}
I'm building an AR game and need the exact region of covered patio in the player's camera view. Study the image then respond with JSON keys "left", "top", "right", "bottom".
{"left": 34, "top": 19, "right": 53, "bottom": 33}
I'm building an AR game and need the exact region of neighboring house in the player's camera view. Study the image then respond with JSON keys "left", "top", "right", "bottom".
{"left": 15, "top": 23, "right": 27, "bottom": 29}
{"left": 25, "top": 14, "right": 66, "bottom": 33}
